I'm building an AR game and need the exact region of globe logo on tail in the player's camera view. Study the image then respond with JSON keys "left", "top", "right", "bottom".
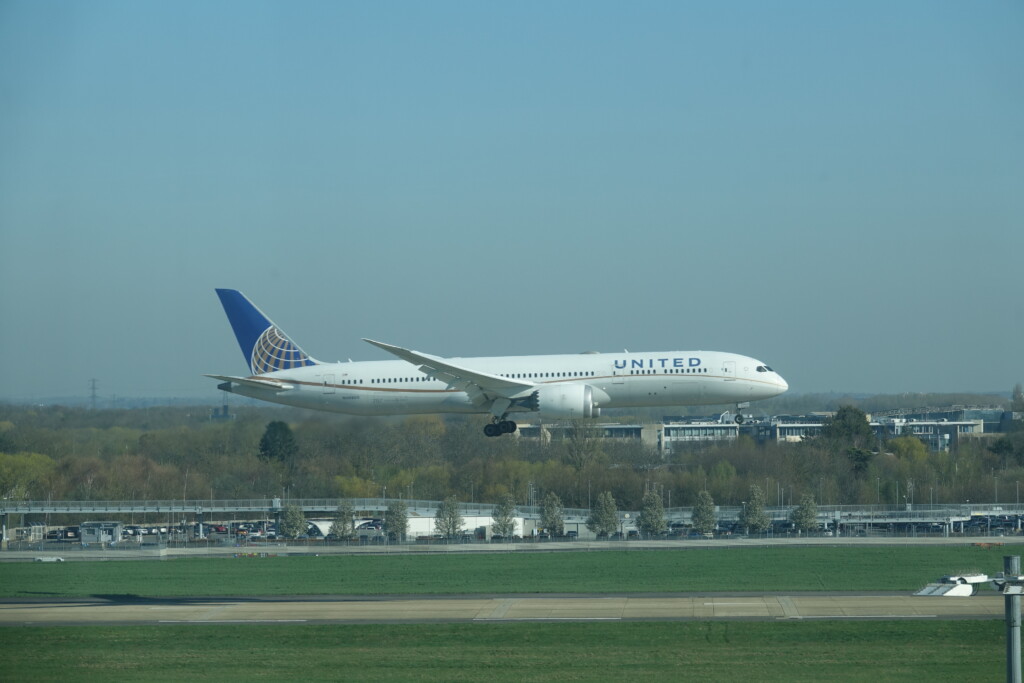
{"left": 251, "top": 326, "right": 313, "bottom": 374}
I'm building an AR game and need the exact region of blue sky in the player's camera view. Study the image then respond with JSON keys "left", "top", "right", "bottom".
{"left": 1, "top": 2, "right": 1022, "bottom": 401}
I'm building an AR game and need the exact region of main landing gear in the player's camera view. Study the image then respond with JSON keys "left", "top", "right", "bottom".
{"left": 483, "top": 419, "right": 518, "bottom": 437}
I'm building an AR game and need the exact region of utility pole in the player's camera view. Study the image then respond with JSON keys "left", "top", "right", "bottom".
{"left": 89, "top": 379, "right": 98, "bottom": 410}
{"left": 1005, "top": 555, "right": 1021, "bottom": 683}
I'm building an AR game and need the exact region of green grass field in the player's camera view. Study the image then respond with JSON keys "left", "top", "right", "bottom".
{"left": 0, "top": 621, "right": 1006, "bottom": 682}
{"left": 1, "top": 545, "right": 1015, "bottom": 681}
{"left": 0, "top": 545, "right": 1006, "bottom": 598}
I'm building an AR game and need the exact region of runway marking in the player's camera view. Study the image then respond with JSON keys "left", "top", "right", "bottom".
{"left": 474, "top": 618, "right": 621, "bottom": 622}
{"left": 780, "top": 615, "right": 938, "bottom": 620}
{"left": 777, "top": 596, "right": 799, "bottom": 618}
{"left": 703, "top": 602, "right": 763, "bottom": 606}
{"left": 159, "top": 619, "right": 308, "bottom": 624}
{"left": 481, "top": 599, "right": 515, "bottom": 619}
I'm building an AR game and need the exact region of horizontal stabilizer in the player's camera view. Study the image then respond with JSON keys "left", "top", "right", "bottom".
{"left": 204, "top": 374, "right": 295, "bottom": 391}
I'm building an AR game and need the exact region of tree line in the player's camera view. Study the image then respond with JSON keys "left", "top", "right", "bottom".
{"left": 1, "top": 395, "right": 1022, "bottom": 515}
{"left": 271, "top": 484, "right": 820, "bottom": 541}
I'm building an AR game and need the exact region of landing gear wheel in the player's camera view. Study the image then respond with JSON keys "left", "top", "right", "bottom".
{"left": 734, "top": 414, "right": 744, "bottom": 424}
{"left": 484, "top": 420, "right": 518, "bottom": 437}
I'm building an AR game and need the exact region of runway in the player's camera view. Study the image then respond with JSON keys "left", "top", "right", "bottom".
{"left": 0, "top": 593, "right": 1008, "bottom": 626}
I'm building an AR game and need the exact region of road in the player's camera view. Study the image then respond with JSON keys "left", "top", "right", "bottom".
{"left": 0, "top": 592, "right": 1007, "bottom": 626}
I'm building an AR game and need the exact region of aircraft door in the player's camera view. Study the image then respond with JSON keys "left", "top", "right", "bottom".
{"left": 322, "top": 374, "right": 335, "bottom": 394}
{"left": 610, "top": 366, "right": 630, "bottom": 402}
{"left": 723, "top": 361, "right": 736, "bottom": 381}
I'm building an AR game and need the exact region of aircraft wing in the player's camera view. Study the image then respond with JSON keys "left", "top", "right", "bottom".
{"left": 362, "top": 339, "right": 534, "bottom": 407}
{"left": 204, "top": 374, "right": 295, "bottom": 391}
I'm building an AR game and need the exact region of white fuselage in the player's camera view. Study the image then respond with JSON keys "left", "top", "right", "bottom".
{"left": 218, "top": 349, "right": 788, "bottom": 416}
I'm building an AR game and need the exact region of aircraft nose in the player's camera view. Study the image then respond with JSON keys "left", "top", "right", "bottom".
{"left": 775, "top": 374, "right": 789, "bottom": 393}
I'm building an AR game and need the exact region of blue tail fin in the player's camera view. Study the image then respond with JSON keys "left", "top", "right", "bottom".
{"left": 215, "top": 289, "right": 317, "bottom": 375}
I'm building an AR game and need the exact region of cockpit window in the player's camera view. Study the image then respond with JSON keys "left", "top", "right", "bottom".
{"left": 756, "top": 365, "right": 774, "bottom": 373}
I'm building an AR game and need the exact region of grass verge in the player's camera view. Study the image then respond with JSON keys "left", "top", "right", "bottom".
{"left": 0, "top": 545, "right": 1005, "bottom": 598}
{"left": 0, "top": 621, "right": 1005, "bottom": 682}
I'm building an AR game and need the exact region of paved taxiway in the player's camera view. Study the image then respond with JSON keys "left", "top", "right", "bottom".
{"left": 0, "top": 593, "right": 1008, "bottom": 626}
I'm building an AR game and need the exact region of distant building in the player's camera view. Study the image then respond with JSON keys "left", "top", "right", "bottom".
{"left": 80, "top": 521, "right": 122, "bottom": 544}
{"left": 872, "top": 417, "right": 984, "bottom": 451}
{"left": 210, "top": 404, "right": 235, "bottom": 421}
{"left": 753, "top": 415, "right": 827, "bottom": 444}
{"left": 516, "top": 423, "right": 658, "bottom": 445}
{"left": 871, "top": 406, "right": 1006, "bottom": 433}
{"left": 754, "top": 415, "right": 983, "bottom": 452}
{"left": 515, "top": 405, "right": 1005, "bottom": 454}
{"left": 660, "top": 421, "right": 739, "bottom": 451}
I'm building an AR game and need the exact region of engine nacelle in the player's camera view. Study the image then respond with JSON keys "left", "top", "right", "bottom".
{"left": 527, "top": 384, "right": 606, "bottom": 419}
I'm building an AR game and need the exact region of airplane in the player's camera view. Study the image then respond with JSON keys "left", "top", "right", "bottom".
{"left": 208, "top": 289, "right": 789, "bottom": 437}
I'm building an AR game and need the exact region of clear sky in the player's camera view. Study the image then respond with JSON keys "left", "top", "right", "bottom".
{"left": 1, "top": 2, "right": 1022, "bottom": 402}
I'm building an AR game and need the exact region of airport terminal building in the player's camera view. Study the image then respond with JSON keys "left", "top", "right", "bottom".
{"left": 518, "top": 406, "right": 1012, "bottom": 454}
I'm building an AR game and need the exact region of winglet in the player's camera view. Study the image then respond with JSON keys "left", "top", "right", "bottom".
{"left": 215, "top": 289, "right": 318, "bottom": 374}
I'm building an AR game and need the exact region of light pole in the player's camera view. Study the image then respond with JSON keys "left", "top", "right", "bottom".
{"left": 1003, "top": 555, "right": 1022, "bottom": 683}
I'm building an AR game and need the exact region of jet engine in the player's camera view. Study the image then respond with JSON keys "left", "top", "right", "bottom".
{"left": 525, "top": 384, "right": 607, "bottom": 419}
